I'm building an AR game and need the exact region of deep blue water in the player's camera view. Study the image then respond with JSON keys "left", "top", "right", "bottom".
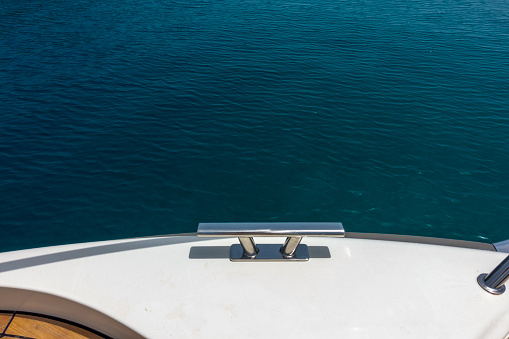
{"left": 1, "top": 0, "right": 509, "bottom": 252}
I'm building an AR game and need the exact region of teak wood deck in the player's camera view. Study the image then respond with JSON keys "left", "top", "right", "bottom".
{"left": 0, "top": 312, "right": 109, "bottom": 339}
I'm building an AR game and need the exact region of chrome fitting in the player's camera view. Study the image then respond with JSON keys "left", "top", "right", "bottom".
{"left": 477, "top": 255, "right": 509, "bottom": 295}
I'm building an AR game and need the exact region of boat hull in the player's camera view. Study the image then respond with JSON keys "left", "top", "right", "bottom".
{"left": 0, "top": 234, "right": 508, "bottom": 338}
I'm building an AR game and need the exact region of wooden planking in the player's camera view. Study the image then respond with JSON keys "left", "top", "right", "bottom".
{"left": 0, "top": 312, "right": 14, "bottom": 332}
{"left": 5, "top": 314, "right": 106, "bottom": 339}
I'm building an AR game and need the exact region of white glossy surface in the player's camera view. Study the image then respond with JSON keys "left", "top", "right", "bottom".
{"left": 0, "top": 236, "right": 508, "bottom": 338}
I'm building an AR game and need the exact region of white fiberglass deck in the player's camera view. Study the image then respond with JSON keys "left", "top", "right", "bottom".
{"left": 0, "top": 235, "right": 508, "bottom": 338}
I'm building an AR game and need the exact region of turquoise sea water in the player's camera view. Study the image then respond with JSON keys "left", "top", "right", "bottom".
{"left": 1, "top": 0, "right": 509, "bottom": 252}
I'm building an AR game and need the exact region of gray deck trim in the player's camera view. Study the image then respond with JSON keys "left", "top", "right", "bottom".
{"left": 150, "top": 232, "right": 497, "bottom": 251}
{"left": 493, "top": 239, "right": 509, "bottom": 253}
{"left": 345, "top": 232, "right": 496, "bottom": 251}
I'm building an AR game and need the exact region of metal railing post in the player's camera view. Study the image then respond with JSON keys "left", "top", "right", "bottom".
{"left": 280, "top": 236, "right": 303, "bottom": 258}
{"left": 238, "top": 237, "right": 259, "bottom": 258}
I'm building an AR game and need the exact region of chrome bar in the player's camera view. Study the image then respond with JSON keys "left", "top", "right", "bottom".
{"left": 280, "top": 237, "right": 302, "bottom": 258}
{"left": 477, "top": 255, "right": 509, "bottom": 295}
{"left": 238, "top": 237, "right": 259, "bottom": 258}
{"left": 197, "top": 222, "right": 345, "bottom": 237}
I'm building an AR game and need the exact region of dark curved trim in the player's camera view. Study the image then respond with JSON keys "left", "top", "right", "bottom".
{"left": 0, "top": 310, "right": 112, "bottom": 338}
{"left": 345, "top": 232, "right": 496, "bottom": 251}
{"left": 0, "top": 288, "right": 144, "bottom": 338}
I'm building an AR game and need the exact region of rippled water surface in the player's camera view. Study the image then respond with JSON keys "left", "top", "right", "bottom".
{"left": 1, "top": 0, "right": 509, "bottom": 251}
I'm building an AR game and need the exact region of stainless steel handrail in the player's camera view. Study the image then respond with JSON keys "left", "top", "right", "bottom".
{"left": 197, "top": 222, "right": 344, "bottom": 261}
{"left": 477, "top": 255, "right": 509, "bottom": 295}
